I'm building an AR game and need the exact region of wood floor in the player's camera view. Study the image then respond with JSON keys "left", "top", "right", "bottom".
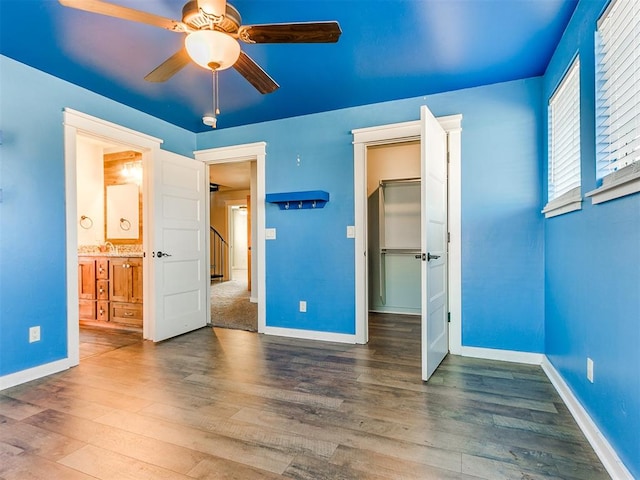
{"left": 0, "top": 314, "right": 609, "bottom": 479}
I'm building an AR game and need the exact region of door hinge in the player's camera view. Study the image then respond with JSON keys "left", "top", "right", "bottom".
{"left": 447, "top": 232, "right": 450, "bottom": 243}
{"left": 447, "top": 151, "right": 450, "bottom": 163}
{"left": 447, "top": 312, "right": 451, "bottom": 323}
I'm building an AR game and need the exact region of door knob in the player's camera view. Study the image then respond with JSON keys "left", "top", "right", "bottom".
{"left": 157, "top": 251, "right": 172, "bottom": 258}
{"left": 427, "top": 252, "right": 440, "bottom": 261}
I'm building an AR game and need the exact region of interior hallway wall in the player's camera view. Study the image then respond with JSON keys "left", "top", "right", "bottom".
{"left": 197, "top": 76, "right": 544, "bottom": 345}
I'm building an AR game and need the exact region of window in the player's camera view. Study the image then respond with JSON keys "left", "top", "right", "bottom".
{"left": 543, "top": 58, "right": 581, "bottom": 218}
{"left": 588, "top": 0, "right": 640, "bottom": 204}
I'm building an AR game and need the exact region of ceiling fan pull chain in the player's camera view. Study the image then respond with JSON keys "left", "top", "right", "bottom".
{"left": 215, "top": 70, "right": 220, "bottom": 116}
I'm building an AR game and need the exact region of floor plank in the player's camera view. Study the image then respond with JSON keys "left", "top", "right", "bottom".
{"left": 0, "top": 315, "right": 610, "bottom": 479}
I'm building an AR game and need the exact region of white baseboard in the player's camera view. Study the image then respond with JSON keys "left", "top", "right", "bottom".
{"left": 249, "top": 296, "right": 258, "bottom": 303}
{"left": 0, "top": 358, "right": 72, "bottom": 391}
{"left": 458, "top": 347, "right": 633, "bottom": 478}
{"left": 541, "top": 357, "right": 633, "bottom": 480}
{"left": 263, "top": 326, "right": 356, "bottom": 344}
{"left": 457, "top": 345, "right": 544, "bottom": 365}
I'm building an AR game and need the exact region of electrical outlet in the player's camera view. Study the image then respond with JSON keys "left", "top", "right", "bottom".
{"left": 587, "top": 357, "right": 594, "bottom": 383}
{"left": 299, "top": 301, "right": 307, "bottom": 313}
{"left": 29, "top": 326, "right": 41, "bottom": 343}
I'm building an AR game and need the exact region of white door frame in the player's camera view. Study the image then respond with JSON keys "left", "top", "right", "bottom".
{"left": 63, "top": 108, "right": 164, "bottom": 364}
{"left": 195, "top": 143, "right": 266, "bottom": 333}
{"left": 352, "top": 114, "right": 462, "bottom": 352}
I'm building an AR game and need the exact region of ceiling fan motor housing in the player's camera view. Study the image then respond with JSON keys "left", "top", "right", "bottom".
{"left": 182, "top": 0, "right": 241, "bottom": 32}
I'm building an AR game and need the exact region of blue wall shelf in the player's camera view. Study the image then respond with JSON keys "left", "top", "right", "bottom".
{"left": 266, "top": 190, "right": 329, "bottom": 210}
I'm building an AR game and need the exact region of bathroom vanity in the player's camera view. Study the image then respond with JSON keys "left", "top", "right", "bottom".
{"left": 78, "top": 253, "right": 143, "bottom": 330}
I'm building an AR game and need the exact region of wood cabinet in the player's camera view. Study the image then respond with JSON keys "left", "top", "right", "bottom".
{"left": 109, "top": 257, "right": 143, "bottom": 327}
{"left": 78, "top": 258, "right": 96, "bottom": 299}
{"left": 78, "top": 255, "right": 143, "bottom": 330}
{"left": 78, "top": 258, "right": 96, "bottom": 320}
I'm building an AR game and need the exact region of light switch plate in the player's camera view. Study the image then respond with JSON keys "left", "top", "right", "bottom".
{"left": 265, "top": 228, "right": 276, "bottom": 240}
{"left": 346, "top": 225, "right": 355, "bottom": 238}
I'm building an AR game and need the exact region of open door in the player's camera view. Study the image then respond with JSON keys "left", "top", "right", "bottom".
{"left": 421, "top": 105, "right": 449, "bottom": 381}
{"left": 247, "top": 195, "right": 252, "bottom": 291}
{"left": 150, "top": 149, "right": 208, "bottom": 341}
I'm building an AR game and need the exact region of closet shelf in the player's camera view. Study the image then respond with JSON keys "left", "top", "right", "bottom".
{"left": 266, "top": 190, "right": 329, "bottom": 210}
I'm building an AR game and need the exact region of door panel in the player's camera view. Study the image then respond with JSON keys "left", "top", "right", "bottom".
{"left": 130, "top": 259, "right": 143, "bottom": 304}
{"left": 109, "top": 258, "right": 130, "bottom": 303}
{"left": 78, "top": 259, "right": 96, "bottom": 300}
{"left": 152, "top": 150, "right": 207, "bottom": 342}
{"left": 421, "top": 105, "right": 449, "bottom": 381}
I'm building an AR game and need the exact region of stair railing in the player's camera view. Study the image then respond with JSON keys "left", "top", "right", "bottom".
{"left": 210, "top": 226, "right": 228, "bottom": 282}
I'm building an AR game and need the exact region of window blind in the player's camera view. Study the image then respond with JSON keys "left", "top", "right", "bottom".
{"left": 548, "top": 58, "right": 581, "bottom": 201}
{"left": 596, "top": 0, "right": 640, "bottom": 180}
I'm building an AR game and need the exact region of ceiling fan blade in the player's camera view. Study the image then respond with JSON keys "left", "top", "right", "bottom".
{"left": 238, "top": 22, "right": 341, "bottom": 44}
{"left": 144, "top": 48, "right": 191, "bottom": 82}
{"left": 58, "top": 0, "right": 184, "bottom": 32}
{"left": 233, "top": 51, "right": 279, "bottom": 94}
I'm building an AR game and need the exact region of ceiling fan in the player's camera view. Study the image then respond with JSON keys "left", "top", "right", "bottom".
{"left": 58, "top": 0, "right": 342, "bottom": 95}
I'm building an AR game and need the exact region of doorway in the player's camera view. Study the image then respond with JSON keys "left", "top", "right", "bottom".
{"left": 367, "top": 141, "right": 422, "bottom": 316}
{"left": 75, "top": 134, "right": 146, "bottom": 358}
{"left": 208, "top": 162, "right": 255, "bottom": 330}
{"left": 208, "top": 161, "right": 254, "bottom": 284}
{"left": 65, "top": 109, "right": 210, "bottom": 365}
{"left": 196, "top": 142, "right": 267, "bottom": 333}
{"left": 352, "top": 112, "right": 463, "bottom": 379}
{"left": 229, "top": 204, "right": 249, "bottom": 282}
{"left": 64, "top": 109, "right": 160, "bottom": 365}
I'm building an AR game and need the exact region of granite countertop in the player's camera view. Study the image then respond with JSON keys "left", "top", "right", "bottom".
{"left": 78, "top": 245, "right": 143, "bottom": 257}
{"left": 78, "top": 251, "right": 144, "bottom": 257}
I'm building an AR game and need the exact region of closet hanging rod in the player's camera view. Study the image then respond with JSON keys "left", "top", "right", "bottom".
{"left": 379, "top": 177, "right": 420, "bottom": 187}
{"left": 381, "top": 248, "right": 422, "bottom": 255}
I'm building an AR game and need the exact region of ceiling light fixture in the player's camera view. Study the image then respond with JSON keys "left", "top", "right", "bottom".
{"left": 203, "top": 115, "right": 217, "bottom": 128}
{"left": 184, "top": 30, "right": 240, "bottom": 72}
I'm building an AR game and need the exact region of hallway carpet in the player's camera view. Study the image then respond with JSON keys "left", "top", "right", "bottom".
{"left": 210, "top": 279, "right": 258, "bottom": 332}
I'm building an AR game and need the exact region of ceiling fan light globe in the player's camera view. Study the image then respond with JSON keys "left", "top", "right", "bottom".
{"left": 185, "top": 30, "right": 240, "bottom": 71}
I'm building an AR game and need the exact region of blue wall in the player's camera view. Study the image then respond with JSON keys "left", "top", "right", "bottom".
{"left": 2, "top": 3, "right": 637, "bottom": 474}
{"left": 0, "top": 56, "right": 195, "bottom": 377}
{"left": 198, "top": 78, "right": 545, "bottom": 347}
{"left": 2, "top": 54, "right": 546, "bottom": 385}
{"left": 543, "top": 0, "right": 640, "bottom": 476}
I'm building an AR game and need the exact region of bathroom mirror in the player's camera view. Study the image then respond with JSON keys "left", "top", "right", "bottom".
{"left": 106, "top": 183, "right": 140, "bottom": 241}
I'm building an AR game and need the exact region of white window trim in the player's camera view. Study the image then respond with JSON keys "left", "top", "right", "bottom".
{"left": 542, "top": 186, "right": 582, "bottom": 218}
{"left": 592, "top": 0, "right": 640, "bottom": 204}
{"left": 586, "top": 161, "right": 640, "bottom": 204}
{"left": 544, "top": 57, "right": 581, "bottom": 217}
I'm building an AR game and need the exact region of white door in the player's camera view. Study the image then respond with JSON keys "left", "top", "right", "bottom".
{"left": 421, "top": 105, "right": 449, "bottom": 381}
{"left": 151, "top": 149, "right": 208, "bottom": 341}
